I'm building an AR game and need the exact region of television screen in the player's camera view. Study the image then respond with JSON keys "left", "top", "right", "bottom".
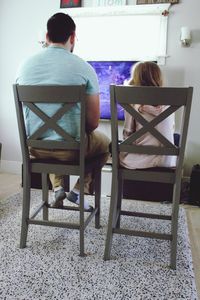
{"left": 88, "top": 61, "right": 137, "bottom": 120}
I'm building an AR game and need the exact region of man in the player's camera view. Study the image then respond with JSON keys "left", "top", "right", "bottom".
{"left": 16, "top": 13, "right": 110, "bottom": 210}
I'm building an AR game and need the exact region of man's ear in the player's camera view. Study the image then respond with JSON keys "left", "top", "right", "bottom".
{"left": 46, "top": 33, "right": 50, "bottom": 43}
{"left": 70, "top": 32, "right": 75, "bottom": 44}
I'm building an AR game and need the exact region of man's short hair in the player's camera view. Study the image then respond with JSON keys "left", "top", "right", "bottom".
{"left": 47, "top": 13, "right": 76, "bottom": 43}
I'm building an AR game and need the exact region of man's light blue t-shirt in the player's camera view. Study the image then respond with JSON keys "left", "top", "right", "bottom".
{"left": 16, "top": 45, "right": 99, "bottom": 141}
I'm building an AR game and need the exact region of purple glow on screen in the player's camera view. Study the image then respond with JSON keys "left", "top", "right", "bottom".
{"left": 88, "top": 61, "right": 136, "bottom": 120}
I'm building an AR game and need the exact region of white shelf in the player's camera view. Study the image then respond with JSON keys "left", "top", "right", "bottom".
{"left": 60, "top": 3, "right": 171, "bottom": 17}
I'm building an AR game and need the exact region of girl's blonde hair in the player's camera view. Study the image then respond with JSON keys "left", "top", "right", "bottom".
{"left": 129, "top": 61, "right": 163, "bottom": 87}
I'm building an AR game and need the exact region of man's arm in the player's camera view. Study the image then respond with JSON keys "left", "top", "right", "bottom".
{"left": 85, "top": 94, "right": 100, "bottom": 133}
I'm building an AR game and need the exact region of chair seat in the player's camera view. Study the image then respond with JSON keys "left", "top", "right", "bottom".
{"left": 120, "top": 166, "right": 176, "bottom": 184}
{"left": 117, "top": 165, "right": 175, "bottom": 202}
{"left": 122, "top": 167, "right": 175, "bottom": 202}
{"left": 30, "top": 154, "right": 105, "bottom": 172}
{"left": 123, "top": 180, "right": 174, "bottom": 202}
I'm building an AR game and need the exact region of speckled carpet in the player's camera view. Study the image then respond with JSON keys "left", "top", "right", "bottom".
{"left": 0, "top": 190, "right": 198, "bottom": 300}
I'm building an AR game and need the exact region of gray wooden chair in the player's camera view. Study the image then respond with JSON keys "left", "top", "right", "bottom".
{"left": 13, "top": 84, "right": 102, "bottom": 256}
{"left": 104, "top": 85, "right": 193, "bottom": 269}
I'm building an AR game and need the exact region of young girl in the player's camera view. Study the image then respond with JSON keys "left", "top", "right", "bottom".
{"left": 119, "top": 61, "right": 176, "bottom": 169}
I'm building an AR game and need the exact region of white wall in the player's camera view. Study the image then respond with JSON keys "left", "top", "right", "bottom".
{"left": 162, "top": 0, "right": 200, "bottom": 174}
{"left": 0, "top": 0, "right": 199, "bottom": 177}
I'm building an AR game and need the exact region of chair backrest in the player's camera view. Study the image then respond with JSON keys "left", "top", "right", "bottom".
{"left": 110, "top": 85, "right": 193, "bottom": 178}
{"left": 13, "top": 84, "right": 86, "bottom": 166}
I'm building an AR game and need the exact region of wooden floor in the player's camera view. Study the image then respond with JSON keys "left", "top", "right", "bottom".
{"left": 0, "top": 172, "right": 200, "bottom": 298}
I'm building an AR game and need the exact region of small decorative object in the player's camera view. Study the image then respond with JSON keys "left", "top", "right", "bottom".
{"left": 180, "top": 26, "right": 192, "bottom": 47}
{"left": 137, "top": 0, "right": 179, "bottom": 4}
{"left": 96, "top": 0, "right": 126, "bottom": 6}
{"left": 162, "top": 9, "right": 169, "bottom": 16}
{"left": 60, "top": 0, "right": 82, "bottom": 8}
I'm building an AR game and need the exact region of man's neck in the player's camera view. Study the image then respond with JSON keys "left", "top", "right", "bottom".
{"left": 48, "top": 40, "right": 72, "bottom": 52}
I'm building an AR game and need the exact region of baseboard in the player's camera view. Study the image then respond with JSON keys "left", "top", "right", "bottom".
{"left": 0, "top": 160, "right": 21, "bottom": 174}
{"left": 182, "top": 176, "right": 190, "bottom": 182}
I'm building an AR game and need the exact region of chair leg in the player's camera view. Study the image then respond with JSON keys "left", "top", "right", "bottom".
{"left": 79, "top": 176, "right": 86, "bottom": 257}
{"left": 104, "top": 175, "right": 119, "bottom": 260}
{"left": 170, "top": 182, "right": 181, "bottom": 269}
{"left": 94, "top": 169, "right": 101, "bottom": 229}
{"left": 20, "top": 173, "right": 31, "bottom": 248}
{"left": 42, "top": 173, "right": 49, "bottom": 221}
{"left": 116, "top": 175, "right": 123, "bottom": 229}
{"left": 63, "top": 175, "right": 70, "bottom": 192}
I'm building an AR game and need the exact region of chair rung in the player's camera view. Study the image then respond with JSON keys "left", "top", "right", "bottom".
{"left": 84, "top": 208, "right": 98, "bottom": 228}
{"left": 113, "top": 228, "right": 172, "bottom": 240}
{"left": 47, "top": 204, "right": 80, "bottom": 211}
{"left": 120, "top": 210, "right": 172, "bottom": 220}
{"left": 48, "top": 204, "right": 98, "bottom": 223}
{"left": 30, "top": 201, "right": 46, "bottom": 219}
{"left": 29, "top": 207, "right": 98, "bottom": 229}
{"left": 28, "top": 219, "right": 80, "bottom": 229}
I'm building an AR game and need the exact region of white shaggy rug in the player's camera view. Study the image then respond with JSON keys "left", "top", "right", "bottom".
{"left": 0, "top": 190, "right": 198, "bottom": 300}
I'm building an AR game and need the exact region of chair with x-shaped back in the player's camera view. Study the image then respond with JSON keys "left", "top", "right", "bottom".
{"left": 104, "top": 85, "right": 193, "bottom": 269}
{"left": 13, "top": 84, "right": 102, "bottom": 256}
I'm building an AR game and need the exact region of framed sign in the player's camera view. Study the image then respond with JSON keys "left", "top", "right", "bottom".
{"left": 137, "top": 0, "right": 179, "bottom": 4}
{"left": 60, "top": 0, "right": 82, "bottom": 8}
{"left": 96, "top": 0, "right": 126, "bottom": 5}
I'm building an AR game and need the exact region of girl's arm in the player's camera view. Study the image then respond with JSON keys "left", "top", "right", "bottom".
{"left": 138, "top": 105, "right": 163, "bottom": 116}
{"left": 123, "top": 111, "right": 136, "bottom": 140}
